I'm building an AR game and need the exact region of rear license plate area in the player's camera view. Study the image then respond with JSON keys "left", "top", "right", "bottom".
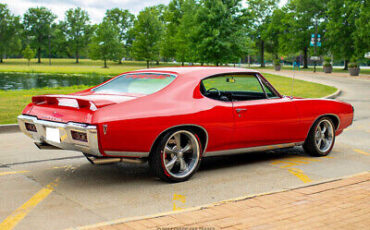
{"left": 46, "top": 127, "right": 60, "bottom": 143}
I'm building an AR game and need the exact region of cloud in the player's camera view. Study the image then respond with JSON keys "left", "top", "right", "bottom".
{"left": 2, "top": 0, "right": 170, "bottom": 24}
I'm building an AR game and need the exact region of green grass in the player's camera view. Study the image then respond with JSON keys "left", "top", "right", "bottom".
{"left": 0, "top": 86, "right": 89, "bottom": 125}
{"left": 0, "top": 72, "right": 336, "bottom": 124}
{"left": 1, "top": 58, "right": 368, "bottom": 75}
{"left": 0, "top": 58, "right": 177, "bottom": 75}
{"left": 263, "top": 73, "right": 337, "bottom": 98}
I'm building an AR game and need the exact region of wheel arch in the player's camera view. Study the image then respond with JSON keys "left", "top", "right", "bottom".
{"left": 305, "top": 114, "right": 340, "bottom": 139}
{"left": 149, "top": 124, "right": 209, "bottom": 158}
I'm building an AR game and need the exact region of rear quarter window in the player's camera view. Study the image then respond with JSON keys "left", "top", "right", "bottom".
{"left": 92, "top": 73, "right": 176, "bottom": 95}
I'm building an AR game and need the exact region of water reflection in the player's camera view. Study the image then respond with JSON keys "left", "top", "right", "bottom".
{"left": 0, "top": 73, "right": 112, "bottom": 90}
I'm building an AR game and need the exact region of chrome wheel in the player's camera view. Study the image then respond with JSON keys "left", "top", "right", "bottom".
{"left": 314, "top": 119, "right": 334, "bottom": 153}
{"left": 162, "top": 130, "right": 200, "bottom": 179}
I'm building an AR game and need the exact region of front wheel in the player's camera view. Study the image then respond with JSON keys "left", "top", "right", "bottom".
{"left": 303, "top": 117, "right": 335, "bottom": 156}
{"left": 149, "top": 129, "right": 202, "bottom": 182}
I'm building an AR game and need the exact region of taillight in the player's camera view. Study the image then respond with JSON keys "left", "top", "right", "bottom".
{"left": 25, "top": 123, "right": 37, "bottom": 132}
{"left": 71, "top": 130, "right": 88, "bottom": 142}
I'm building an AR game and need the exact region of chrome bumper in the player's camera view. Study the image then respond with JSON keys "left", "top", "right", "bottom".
{"left": 17, "top": 115, "right": 101, "bottom": 156}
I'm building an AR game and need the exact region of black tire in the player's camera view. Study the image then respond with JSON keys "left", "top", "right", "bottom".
{"left": 149, "top": 129, "right": 202, "bottom": 182}
{"left": 303, "top": 117, "right": 336, "bottom": 157}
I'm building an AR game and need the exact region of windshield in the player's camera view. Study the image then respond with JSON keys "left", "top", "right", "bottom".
{"left": 92, "top": 73, "right": 176, "bottom": 95}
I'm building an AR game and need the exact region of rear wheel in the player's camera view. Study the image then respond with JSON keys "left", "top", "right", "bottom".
{"left": 303, "top": 117, "right": 335, "bottom": 156}
{"left": 149, "top": 129, "right": 202, "bottom": 182}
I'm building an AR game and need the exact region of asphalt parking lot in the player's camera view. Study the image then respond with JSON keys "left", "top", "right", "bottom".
{"left": 0, "top": 71, "right": 369, "bottom": 230}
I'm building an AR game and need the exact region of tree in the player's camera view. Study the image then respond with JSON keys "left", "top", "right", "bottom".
{"left": 0, "top": 4, "right": 22, "bottom": 63}
{"left": 353, "top": 0, "right": 369, "bottom": 60}
{"left": 89, "top": 20, "right": 123, "bottom": 68}
{"left": 246, "top": 0, "right": 278, "bottom": 67}
{"left": 279, "top": 0, "right": 326, "bottom": 69}
{"left": 104, "top": 8, "right": 134, "bottom": 63}
{"left": 159, "top": 0, "right": 185, "bottom": 62}
{"left": 23, "top": 7, "right": 56, "bottom": 63}
{"left": 131, "top": 7, "right": 163, "bottom": 68}
{"left": 174, "top": 0, "right": 198, "bottom": 65}
{"left": 195, "top": 0, "right": 246, "bottom": 66}
{"left": 22, "top": 45, "right": 35, "bottom": 65}
{"left": 62, "top": 7, "right": 92, "bottom": 63}
{"left": 264, "top": 8, "right": 284, "bottom": 59}
{"left": 51, "top": 22, "right": 70, "bottom": 58}
{"left": 326, "top": 0, "right": 359, "bottom": 69}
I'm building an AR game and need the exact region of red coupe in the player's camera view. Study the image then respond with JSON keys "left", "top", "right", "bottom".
{"left": 18, "top": 67, "right": 354, "bottom": 182}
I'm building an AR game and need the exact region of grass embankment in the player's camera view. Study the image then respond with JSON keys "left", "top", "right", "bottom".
{"left": 0, "top": 86, "right": 89, "bottom": 124}
{"left": 1, "top": 58, "right": 368, "bottom": 75}
{"left": 264, "top": 73, "right": 337, "bottom": 98}
{"left": 0, "top": 58, "right": 175, "bottom": 75}
{"left": 0, "top": 73, "right": 336, "bottom": 124}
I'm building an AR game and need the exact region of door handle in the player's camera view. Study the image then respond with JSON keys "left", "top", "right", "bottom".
{"left": 235, "top": 108, "right": 247, "bottom": 113}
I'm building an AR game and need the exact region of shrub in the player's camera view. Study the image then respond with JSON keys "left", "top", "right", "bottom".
{"left": 348, "top": 58, "right": 358, "bottom": 68}
{"left": 273, "top": 59, "right": 281, "bottom": 66}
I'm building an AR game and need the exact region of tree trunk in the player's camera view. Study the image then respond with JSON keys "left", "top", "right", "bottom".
{"left": 104, "top": 59, "right": 107, "bottom": 68}
{"left": 201, "top": 62, "right": 204, "bottom": 66}
{"left": 182, "top": 62, "right": 184, "bottom": 66}
{"left": 37, "top": 47, "right": 41, "bottom": 63}
{"left": 0, "top": 57, "right": 2, "bottom": 63}
{"left": 303, "top": 47, "right": 308, "bottom": 69}
{"left": 248, "top": 55, "right": 250, "bottom": 68}
{"left": 118, "top": 59, "right": 122, "bottom": 64}
{"left": 216, "top": 63, "right": 219, "bottom": 66}
{"left": 344, "top": 59, "right": 349, "bottom": 70}
{"left": 75, "top": 49, "right": 79, "bottom": 64}
{"left": 146, "top": 60, "right": 149, "bottom": 68}
{"left": 156, "top": 60, "right": 159, "bottom": 65}
{"left": 260, "top": 40, "right": 265, "bottom": 67}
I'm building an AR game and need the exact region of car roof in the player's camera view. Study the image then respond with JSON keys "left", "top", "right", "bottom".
{"left": 128, "top": 67, "right": 260, "bottom": 80}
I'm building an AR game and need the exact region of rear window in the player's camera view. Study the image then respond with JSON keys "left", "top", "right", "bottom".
{"left": 92, "top": 73, "right": 176, "bottom": 95}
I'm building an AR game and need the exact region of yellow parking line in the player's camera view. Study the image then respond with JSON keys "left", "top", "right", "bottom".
{"left": 0, "top": 178, "right": 59, "bottom": 230}
{"left": 0, "top": 171, "right": 30, "bottom": 177}
{"left": 353, "top": 149, "right": 370, "bottom": 156}
{"left": 287, "top": 168, "right": 313, "bottom": 183}
{"left": 173, "top": 194, "right": 186, "bottom": 211}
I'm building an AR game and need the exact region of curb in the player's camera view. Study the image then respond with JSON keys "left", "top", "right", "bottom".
{"left": 0, "top": 124, "right": 19, "bottom": 134}
{"left": 70, "top": 171, "right": 369, "bottom": 230}
{"left": 323, "top": 88, "right": 342, "bottom": 99}
{"left": 0, "top": 88, "right": 342, "bottom": 134}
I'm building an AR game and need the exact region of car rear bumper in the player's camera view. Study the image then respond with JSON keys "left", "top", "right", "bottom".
{"left": 17, "top": 115, "right": 101, "bottom": 156}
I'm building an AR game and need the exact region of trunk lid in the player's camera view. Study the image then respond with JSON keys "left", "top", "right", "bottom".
{"left": 27, "top": 93, "right": 139, "bottom": 124}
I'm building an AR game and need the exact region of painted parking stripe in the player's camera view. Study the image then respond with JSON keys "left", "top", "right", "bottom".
{"left": 353, "top": 149, "right": 370, "bottom": 156}
{"left": 287, "top": 168, "right": 313, "bottom": 183}
{"left": 0, "top": 165, "right": 74, "bottom": 177}
{"left": 0, "top": 171, "right": 30, "bottom": 177}
{"left": 0, "top": 178, "right": 59, "bottom": 230}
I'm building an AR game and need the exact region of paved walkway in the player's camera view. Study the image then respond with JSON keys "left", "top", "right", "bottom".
{"left": 89, "top": 172, "right": 370, "bottom": 230}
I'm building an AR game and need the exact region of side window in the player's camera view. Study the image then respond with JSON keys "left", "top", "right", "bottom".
{"left": 201, "top": 74, "right": 267, "bottom": 101}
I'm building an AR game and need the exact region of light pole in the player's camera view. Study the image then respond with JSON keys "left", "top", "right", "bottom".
{"left": 310, "top": 18, "right": 321, "bottom": 73}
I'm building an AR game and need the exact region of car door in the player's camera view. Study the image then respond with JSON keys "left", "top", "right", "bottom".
{"left": 229, "top": 74, "right": 302, "bottom": 149}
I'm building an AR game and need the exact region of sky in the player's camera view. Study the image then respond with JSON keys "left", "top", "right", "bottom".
{"left": 1, "top": 0, "right": 288, "bottom": 24}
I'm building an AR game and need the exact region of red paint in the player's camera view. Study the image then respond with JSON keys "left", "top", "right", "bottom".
{"left": 22, "top": 67, "right": 354, "bottom": 156}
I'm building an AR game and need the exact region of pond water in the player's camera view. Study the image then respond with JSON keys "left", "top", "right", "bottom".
{"left": 0, "top": 72, "right": 112, "bottom": 90}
